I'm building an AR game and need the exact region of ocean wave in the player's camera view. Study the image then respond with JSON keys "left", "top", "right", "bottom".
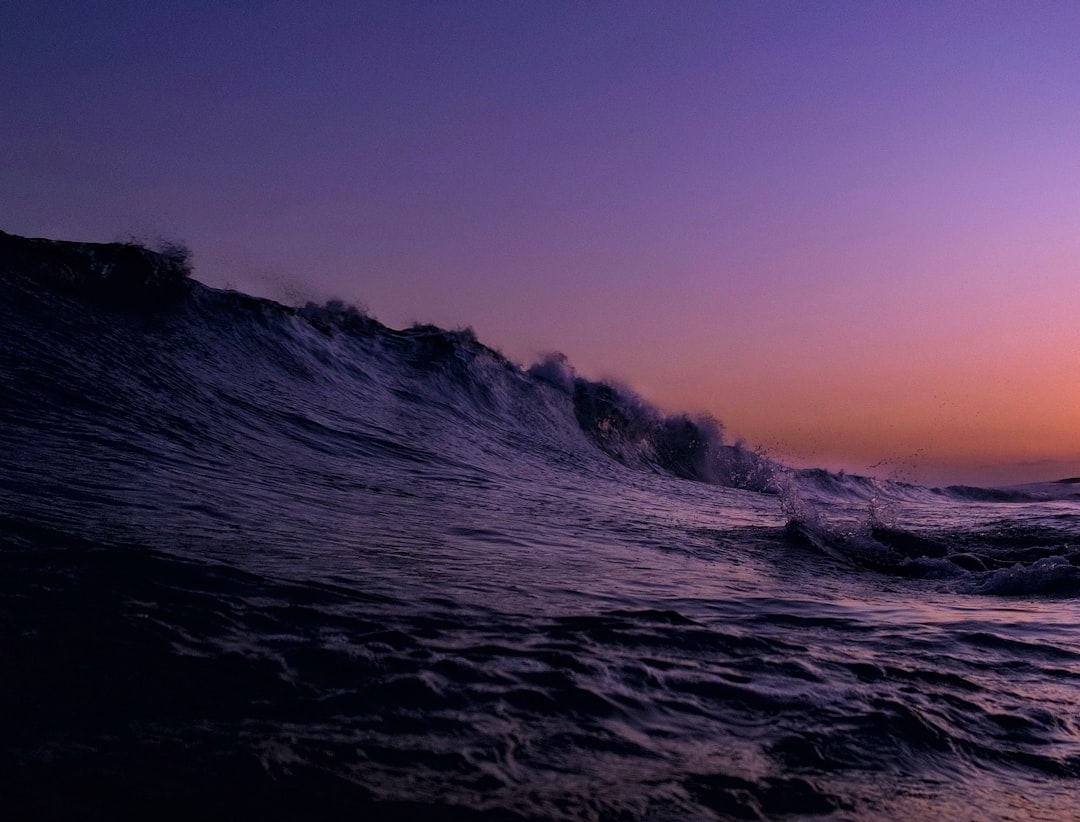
{"left": 5, "top": 230, "right": 1080, "bottom": 818}
{"left": 1, "top": 231, "right": 777, "bottom": 494}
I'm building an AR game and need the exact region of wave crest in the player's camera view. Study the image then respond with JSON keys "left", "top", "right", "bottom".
{"left": 0, "top": 230, "right": 192, "bottom": 308}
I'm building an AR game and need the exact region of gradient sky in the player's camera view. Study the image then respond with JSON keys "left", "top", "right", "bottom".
{"left": 3, "top": 1, "right": 1079, "bottom": 485}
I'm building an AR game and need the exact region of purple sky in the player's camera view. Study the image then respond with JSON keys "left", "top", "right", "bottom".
{"left": 4, "top": 1, "right": 1079, "bottom": 485}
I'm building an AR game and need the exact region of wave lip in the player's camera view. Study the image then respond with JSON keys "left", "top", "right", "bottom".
{"left": 526, "top": 353, "right": 778, "bottom": 491}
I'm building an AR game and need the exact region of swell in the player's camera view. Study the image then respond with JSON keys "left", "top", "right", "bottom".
{"left": 5, "top": 230, "right": 1079, "bottom": 599}
{"left": 0, "top": 230, "right": 774, "bottom": 494}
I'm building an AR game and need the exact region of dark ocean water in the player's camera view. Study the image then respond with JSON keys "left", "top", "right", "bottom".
{"left": 2, "top": 230, "right": 1079, "bottom": 820}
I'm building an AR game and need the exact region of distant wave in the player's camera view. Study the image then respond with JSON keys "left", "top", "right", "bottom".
{"left": 937, "top": 485, "right": 1040, "bottom": 502}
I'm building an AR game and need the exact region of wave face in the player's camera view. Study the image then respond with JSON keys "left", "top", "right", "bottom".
{"left": 3, "top": 231, "right": 1080, "bottom": 819}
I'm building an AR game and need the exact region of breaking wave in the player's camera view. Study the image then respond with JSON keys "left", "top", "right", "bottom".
{"left": 4, "top": 230, "right": 1080, "bottom": 819}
